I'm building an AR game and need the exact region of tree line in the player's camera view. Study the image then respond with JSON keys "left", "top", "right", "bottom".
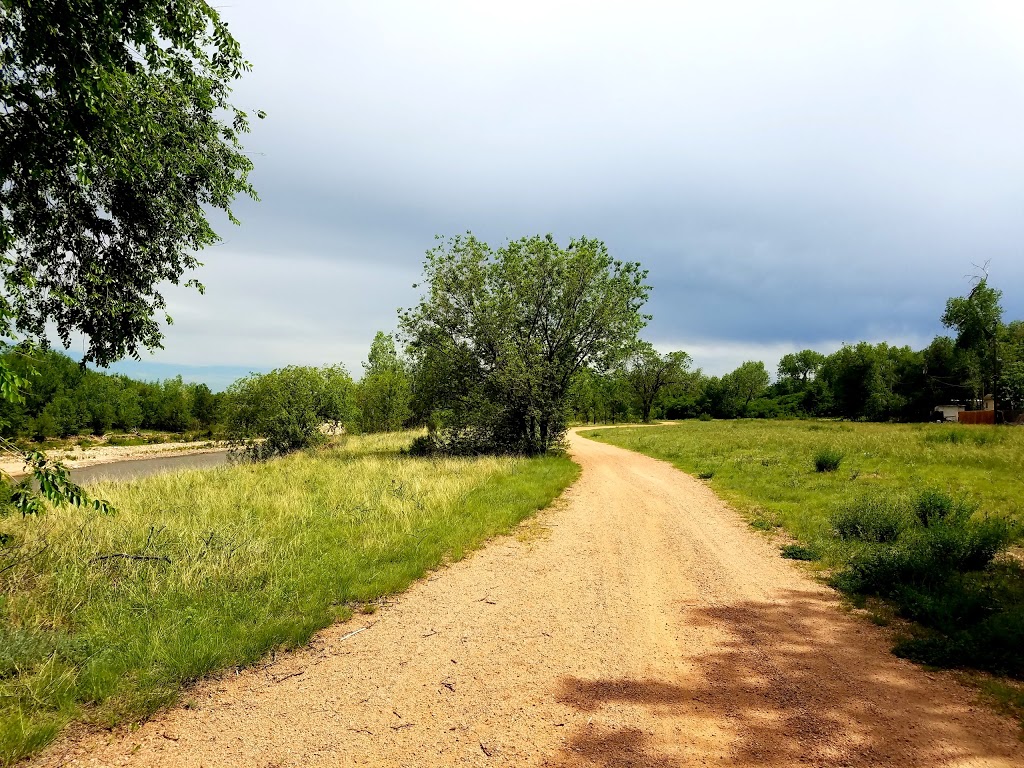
{"left": 0, "top": 331, "right": 415, "bottom": 446}
{"left": 224, "top": 244, "right": 1024, "bottom": 460}
{"left": 0, "top": 350, "right": 221, "bottom": 439}
{"left": 569, "top": 279, "right": 1024, "bottom": 424}
{"left": 7, "top": 243, "right": 1019, "bottom": 457}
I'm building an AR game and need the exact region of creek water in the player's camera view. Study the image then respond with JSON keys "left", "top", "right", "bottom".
{"left": 68, "top": 450, "right": 232, "bottom": 485}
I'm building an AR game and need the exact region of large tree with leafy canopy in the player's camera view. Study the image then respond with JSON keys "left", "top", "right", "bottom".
{"left": 625, "top": 342, "right": 692, "bottom": 422}
{"left": 941, "top": 279, "right": 1003, "bottom": 409}
{"left": 0, "top": 0, "right": 258, "bottom": 511}
{"left": 355, "top": 332, "right": 411, "bottom": 433}
{"left": 401, "top": 234, "right": 650, "bottom": 455}
{"left": 777, "top": 349, "right": 825, "bottom": 390}
{"left": 1, "top": 0, "right": 260, "bottom": 364}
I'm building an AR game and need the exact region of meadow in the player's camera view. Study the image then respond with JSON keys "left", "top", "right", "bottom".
{"left": 0, "top": 432, "right": 579, "bottom": 764}
{"left": 582, "top": 420, "right": 1024, "bottom": 691}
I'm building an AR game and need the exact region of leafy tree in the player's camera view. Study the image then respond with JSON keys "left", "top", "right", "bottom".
{"left": 996, "top": 321, "right": 1024, "bottom": 413}
{"left": 190, "top": 383, "right": 218, "bottom": 429}
{"left": 942, "top": 280, "right": 1003, "bottom": 408}
{"left": 567, "top": 367, "right": 603, "bottom": 425}
{"left": 625, "top": 343, "right": 692, "bottom": 422}
{"left": 81, "top": 374, "right": 117, "bottom": 435}
{"left": 1000, "top": 361, "right": 1024, "bottom": 411}
{"left": 817, "top": 342, "right": 921, "bottom": 421}
{"left": 727, "top": 361, "right": 771, "bottom": 414}
{"left": 401, "top": 233, "right": 650, "bottom": 454}
{"left": 114, "top": 385, "right": 144, "bottom": 432}
{"left": 40, "top": 394, "right": 84, "bottom": 438}
{"left": 29, "top": 411, "right": 56, "bottom": 442}
{"left": 1, "top": 0, "right": 260, "bottom": 364}
{"left": 355, "top": 332, "right": 411, "bottom": 433}
{"left": 223, "top": 365, "right": 353, "bottom": 461}
{"left": 921, "top": 336, "right": 973, "bottom": 407}
{"left": 777, "top": 350, "right": 826, "bottom": 391}
{"left": 568, "top": 367, "right": 637, "bottom": 424}
{"left": 0, "top": 1, "right": 257, "bottom": 514}
{"left": 157, "top": 376, "right": 194, "bottom": 432}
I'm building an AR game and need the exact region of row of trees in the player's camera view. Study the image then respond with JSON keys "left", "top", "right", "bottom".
{"left": 13, "top": 271, "right": 1018, "bottom": 454}
{"left": 0, "top": 350, "right": 220, "bottom": 439}
{"left": 567, "top": 279, "right": 1024, "bottom": 424}
{"left": 353, "top": 245, "right": 1024, "bottom": 456}
{"left": 0, "top": 330, "right": 415, "bottom": 444}
{"left": 8, "top": 245, "right": 1017, "bottom": 456}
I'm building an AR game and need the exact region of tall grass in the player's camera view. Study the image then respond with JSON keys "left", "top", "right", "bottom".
{"left": 0, "top": 432, "right": 578, "bottom": 764}
{"left": 582, "top": 421, "right": 1024, "bottom": 679}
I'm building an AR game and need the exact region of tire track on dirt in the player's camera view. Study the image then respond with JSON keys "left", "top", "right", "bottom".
{"left": 37, "top": 430, "right": 1024, "bottom": 767}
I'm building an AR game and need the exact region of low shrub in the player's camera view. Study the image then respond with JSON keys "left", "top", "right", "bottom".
{"left": 836, "top": 516, "right": 1013, "bottom": 596}
{"left": 813, "top": 447, "right": 843, "bottom": 472}
{"left": 832, "top": 495, "right": 908, "bottom": 543}
{"left": 780, "top": 544, "right": 819, "bottom": 561}
{"left": 831, "top": 488, "right": 1020, "bottom": 677}
{"left": 894, "top": 604, "right": 1024, "bottom": 679}
{"left": 912, "top": 487, "right": 975, "bottom": 527}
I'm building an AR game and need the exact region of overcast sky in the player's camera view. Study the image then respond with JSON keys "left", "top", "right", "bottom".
{"left": 104, "top": 1, "right": 1024, "bottom": 390}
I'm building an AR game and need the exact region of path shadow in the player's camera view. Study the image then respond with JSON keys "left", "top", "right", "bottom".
{"left": 551, "top": 589, "right": 1022, "bottom": 767}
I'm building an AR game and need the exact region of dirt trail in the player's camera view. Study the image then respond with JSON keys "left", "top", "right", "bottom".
{"left": 38, "top": 431, "right": 1024, "bottom": 767}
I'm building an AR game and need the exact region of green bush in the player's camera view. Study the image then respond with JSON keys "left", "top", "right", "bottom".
{"left": 894, "top": 604, "right": 1024, "bottom": 679}
{"left": 830, "top": 488, "right": 1020, "bottom": 677}
{"left": 832, "top": 495, "right": 908, "bottom": 543}
{"left": 222, "top": 365, "right": 354, "bottom": 461}
{"left": 837, "top": 516, "right": 1013, "bottom": 596}
{"left": 780, "top": 543, "right": 819, "bottom": 561}
{"left": 813, "top": 447, "right": 843, "bottom": 472}
{"left": 912, "top": 487, "right": 975, "bottom": 527}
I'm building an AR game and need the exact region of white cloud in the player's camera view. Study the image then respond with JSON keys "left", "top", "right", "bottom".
{"left": 141, "top": 248, "right": 420, "bottom": 372}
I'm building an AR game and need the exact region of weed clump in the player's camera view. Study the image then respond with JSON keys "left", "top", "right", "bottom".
{"left": 831, "top": 488, "right": 1021, "bottom": 677}
{"left": 780, "top": 544, "right": 819, "bottom": 561}
{"left": 924, "top": 427, "right": 1006, "bottom": 447}
{"left": 832, "top": 495, "right": 908, "bottom": 543}
{"left": 813, "top": 447, "right": 844, "bottom": 473}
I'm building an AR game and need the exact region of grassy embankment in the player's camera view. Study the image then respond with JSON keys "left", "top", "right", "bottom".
{"left": 13, "top": 429, "right": 219, "bottom": 453}
{"left": 582, "top": 421, "right": 1024, "bottom": 715}
{"left": 0, "top": 432, "right": 579, "bottom": 764}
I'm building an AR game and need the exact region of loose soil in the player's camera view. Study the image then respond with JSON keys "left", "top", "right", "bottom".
{"left": 34, "top": 431, "right": 1024, "bottom": 767}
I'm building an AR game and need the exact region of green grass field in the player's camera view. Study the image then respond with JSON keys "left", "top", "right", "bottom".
{"left": 0, "top": 432, "right": 579, "bottom": 765}
{"left": 582, "top": 420, "right": 1024, "bottom": 693}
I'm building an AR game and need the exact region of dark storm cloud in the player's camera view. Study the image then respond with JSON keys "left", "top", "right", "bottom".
{"left": 111, "top": 1, "right": 1024, "bottom": 384}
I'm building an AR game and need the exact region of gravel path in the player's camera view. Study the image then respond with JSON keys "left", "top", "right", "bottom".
{"left": 38, "top": 430, "right": 1024, "bottom": 767}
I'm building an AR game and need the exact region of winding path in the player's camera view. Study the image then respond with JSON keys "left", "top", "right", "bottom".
{"left": 39, "top": 431, "right": 1024, "bottom": 767}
